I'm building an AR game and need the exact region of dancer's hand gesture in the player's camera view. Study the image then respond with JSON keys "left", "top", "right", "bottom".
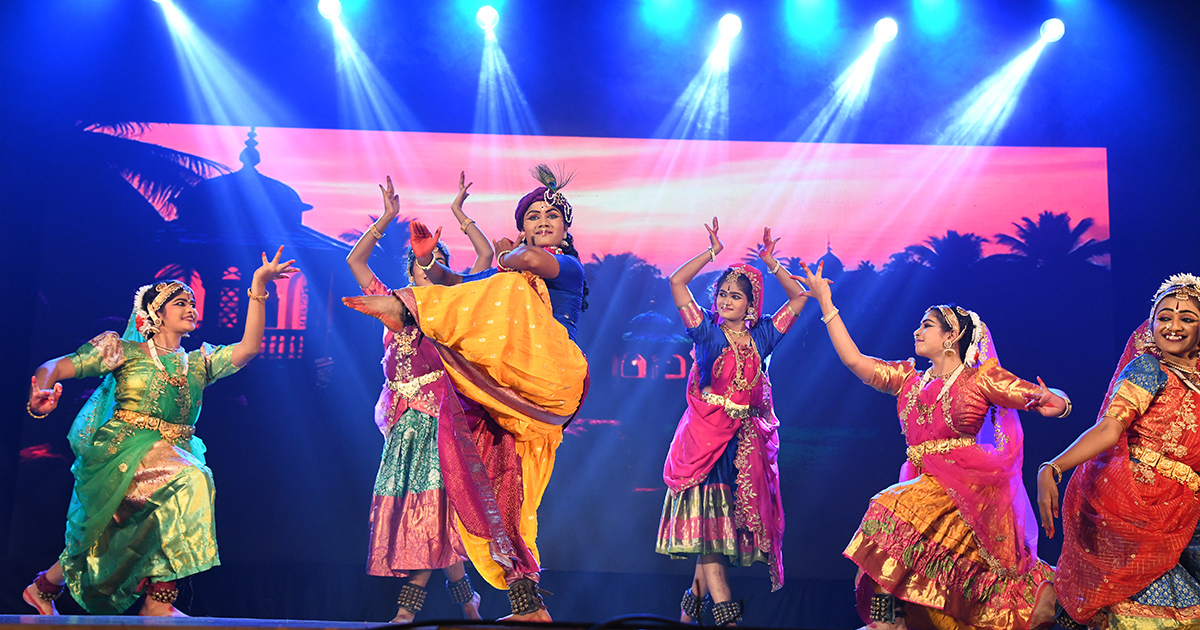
{"left": 410, "top": 221, "right": 443, "bottom": 261}
{"left": 379, "top": 176, "right": 400, "bottom": 222}
{"left": 1037, "top": 467, "right": 1060, "bottom": 539}
{"left": 451, "top": 171, "right": 472, "bottom": 212}
{"left": 795, "top": 260, "right": 832, "bottom": 304}
{"left": 705, "top": 217, "right": 723, "bottom": 257}
{"left": 28, "top": 376, "right": 62, "bottom": 416}
{"left": 253, "top": 246, "right": 299, "bottom": 284}
{"left": 757, "top": 227, "right": 782, "bottom": 262}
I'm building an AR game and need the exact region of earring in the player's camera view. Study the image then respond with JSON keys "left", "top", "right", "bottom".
{"left": 943, "top": 340, "right": 956, "bottom": 356}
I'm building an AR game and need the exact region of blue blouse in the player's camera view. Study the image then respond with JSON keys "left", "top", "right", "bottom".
{"left": 545, "top": 254, "right": 585, "bottom": 343}
{"left": 687, "top": 310, "right": 787, "bottom": 390}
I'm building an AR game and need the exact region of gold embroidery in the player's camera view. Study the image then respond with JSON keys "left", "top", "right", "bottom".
{"left": 1129, "top": 444, "right": 1200, "bottom": 492}
{"left": 906, "top": 436, "right": 977, "bottom": 468}
{"left": 114, "top": 409, "right": 197, "bottom": 444}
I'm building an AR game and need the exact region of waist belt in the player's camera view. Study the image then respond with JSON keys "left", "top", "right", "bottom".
{"left": 700, "top": 391, "right": 761, "bottom": 420}
{"left": 386, "top": 369, "right": 444, "bottom": 400}
{"left": 906, "top": 436, "right": 976, "bottom": 468}
{"left": 1130, "top": 444, "right": 1200, "bottom": 492}
{"left": 113, "top": 409, "right": 195, "bottom": 444}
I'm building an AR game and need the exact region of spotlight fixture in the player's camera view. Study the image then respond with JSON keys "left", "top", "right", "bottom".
{"left": 718, "top": 14, "right": 742, "bottom": 39}
{"left": 1040, "top": 18, "right": 1065, "bottom": 42}
{"left": 477, "top": 6, "right": 499, "bottom": 32}
{"left": 318, "top": 0, "right": 341, "bottom": 20}
{"left": 874, "top": 18, "right": 898, "bottom": 42}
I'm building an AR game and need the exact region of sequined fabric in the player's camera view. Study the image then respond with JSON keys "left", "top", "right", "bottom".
{"left": 1057, "top": 339, "right": 1200, "bottom": 628}
{"left": 59, "top": 334, "right": 239, "bottom": 613}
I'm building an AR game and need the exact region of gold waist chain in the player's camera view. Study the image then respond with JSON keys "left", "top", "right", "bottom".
{"left": 386, "top": 370, "right": 444, "bottom": 400}
{"left": 906, "top": 436, "right": 976, "bottom": 468}
{"left": 1130, "top": 444, "right": 1200, "bottom": 492}
{"left": 700, "top": 391, "right": 761, "bottom": 420}
{"left": 113, "top": 409, "right": 196, "bottom": 444}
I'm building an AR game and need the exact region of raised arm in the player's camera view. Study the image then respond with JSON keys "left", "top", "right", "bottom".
{"left": 449, "top": 171, "right": 494, "bottom": 274}
{"left": 346, "top": 176, "right": 402, "bottom": 290}
{"left": 233, "top": 246, "right": 299, "bottom": 367}
{"left": 27, "top": 357, "right": 76, "bottom": 416}
{"left": 798, "top": 261, "right": 873, "bottom": 382}
{"left": 670, "top": 218, "right": 723, "bottom": 308}
{"left": 757, "top": 227, "right": 807, "bottom": 315}
{"left": 495, "top": 234, "right": 562, "bottom": 279}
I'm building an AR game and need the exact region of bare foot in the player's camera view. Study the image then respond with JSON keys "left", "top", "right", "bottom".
{"left": 22, "top": 583, "right": 60, "bottom": 615}
{"left": 681, "top": 610, "right": 698, "bottom": 624}
{"left": 139, "top": 598, "right": 188, "bottom": 617}
{"left": 1028, "top": 581, "right": 1057, "bottom": 630}
{"left": 390, "top": 608, "right": 415, "bottom": 624}
{"left": 501, "top": 608, "right": 552, "bottom": 623}
{"left": 461, "top": 592, "right": 482, "bottom": 621}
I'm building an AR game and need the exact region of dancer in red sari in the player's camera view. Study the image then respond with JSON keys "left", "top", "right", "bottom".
{"left": 1039, "top": 274, "right": 1200, "bottom": 630}
{"left": 657, "top": 219, "right": 806, "bottom": 626}
{"left": 798, "top": 263, "right": 1068, "bottom": 630}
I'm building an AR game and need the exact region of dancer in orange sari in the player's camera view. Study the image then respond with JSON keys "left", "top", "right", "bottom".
{"left": 1039, "top": 274, "right": 1200, "bottom": 630}
{"left": 345, "top": 165, "right": 587, "bottom": 621}
{"left": 798, "top": 262, "right": 1068, "bottom": 630}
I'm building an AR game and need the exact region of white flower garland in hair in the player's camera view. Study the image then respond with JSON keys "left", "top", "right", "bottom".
{"left": 131, "top": 284, "right": 156, "bottom": 337}
{"left": 1151, "top": 272, "right": 1200, "bottom": 321}
{"left": 962, "top": 308, "right": 984, "bottom": 367}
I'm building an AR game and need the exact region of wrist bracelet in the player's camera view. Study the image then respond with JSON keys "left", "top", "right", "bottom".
{"left": 769, "top": 261, "right": 783, "bottom": 274}
{"left": 26, "top": 400, "right": 49, "bottom": 419}
{"left": 247, "top": 288, "right": 269, "bottom": 302}
{"left": 497, "top": 250, "right": 513, "bottom": 272}
{"left": 417, "top": 256, "right": 437, "bottom": 271}
{"left": 708, "top": 248, "right": 716, "bottom": 263}
{"left": 1057, "top": 396, "right": 1073, "bottom": 418}
{"left": 368, "top": 224, "right": 385, "bottom": 240}
{"left": 1039, "top": 461, "right": 1063, "bottom": 484}
{"left": 821, "top": 307, "right": 840, "bottom": 324}
{"left": 459, "top": 219, "right": 475, "bottom": 234}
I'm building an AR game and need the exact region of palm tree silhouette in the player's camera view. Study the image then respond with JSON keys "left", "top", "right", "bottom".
{"left": 903, "top": 230, "right": 989, "bottom": 270}
{"left": 993, "top": 211, "right": 1109, "bottom": 268}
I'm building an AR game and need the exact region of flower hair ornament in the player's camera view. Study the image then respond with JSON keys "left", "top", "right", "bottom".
{"left": 1150, "top": 273, "right": 1200, "bottom": 321}
{"left": 934, "top": 305, "right": 985, "bottom": 364}
{"left": 133, "top": 281, "right": 190, "bottom": 338}
{"left": 529, "top": 163, "right": 575, "bottom": 226}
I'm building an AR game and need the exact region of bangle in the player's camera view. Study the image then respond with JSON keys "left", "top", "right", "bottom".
{"left": 459, "top": 219, "right": 475, "bottom": 233}
{"left": 821, "top": 307, "right": 840, "bottom": 324}
{"left": 417, "top": 256, "right": 437, "bottom": 271}
{"left": 368, "top": 224, "right": 385, "bottom": 239}
{"left": 769, "top": 261, "right": 782, "bottom": 274}
{"left": 1039, "top": 461, "right": 1063, "bottom": 484}
{"left": 247, "top": 288, "right": 269, "bottom": 302}
{"left": 708, "top": 248, "right": 716, "bottom": 263}
{"left": 497, "top": 250, "right": 513, "bottom": 272}
{"left": 1057, "top": 396, "right": 1073, "bottom": 418}
{"left": 26, "top": 400, "right": 49, "bottom": 419}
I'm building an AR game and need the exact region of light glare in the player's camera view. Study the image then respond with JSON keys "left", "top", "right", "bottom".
{"left": 874, "top": 18, "right": 898, "bottom": 42}
{"left": 718, "top": 14, "right": 742, "bottom": 39}
{"left": 1040, "top": 18, "right": 1065, "bottom": 42}
{"left": 318, "top": 0, "right": 341, "bottom": 20}
{"left": 477, "top": 6, "right": 499, "bottom": 32}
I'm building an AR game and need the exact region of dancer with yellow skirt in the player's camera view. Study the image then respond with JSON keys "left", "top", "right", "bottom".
{"left": 345, "top": 165, "right": 588, "bottom": 621}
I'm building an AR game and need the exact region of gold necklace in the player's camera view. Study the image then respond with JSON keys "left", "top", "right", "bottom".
{"left": 154, "top": 343, "right": 182, "bottom": 353}
{"left": 900, "top": 365, "right": 966, "bottom": 429}
{"left": 720, "top": 323, "right": 748, "bottom": 337}
{"left": 719, "top": 327, "right": 762, "bottom": 392}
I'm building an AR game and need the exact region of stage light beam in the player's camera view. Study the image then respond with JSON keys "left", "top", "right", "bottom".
{"left": 719, "top": 14, "right": 742, "bottom": 39}
{"left": 318, "top": 0, "right": 342, "bottom": 20}
{"left": 477, "top": 6, "right": 499, "bottom": 38}
{"left": 874, "top": 18, "right": 898, "bottom": 42}
{"left": 1040, "top": 18, "right": 1065, "bottom": 42}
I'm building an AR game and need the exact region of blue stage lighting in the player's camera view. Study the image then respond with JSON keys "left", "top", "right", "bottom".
{"left": 912, "top": 0, "right": 958, "bottom": 38}
{"left": 718, "top": 14, "right": 742, "bottom": 39}
{"left": 318, "top": 0, "right": 342, "bottom": 20}
{"left": 477, "top": 6, "right": 499, "bottom": 32}
{"left": 874, "top": 18, "right": 898, "bottom": 42}
{"left": 1040, "top": 18, "right": 1065, "bottom": 42}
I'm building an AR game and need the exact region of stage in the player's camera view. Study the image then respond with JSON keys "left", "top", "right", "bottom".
{"left": 0, "top": 614, "right": 809, "bottom": 630}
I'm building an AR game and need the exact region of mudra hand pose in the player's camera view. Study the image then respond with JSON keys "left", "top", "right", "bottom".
{"left": 657, "top": 219, "right": 806, "bottom": 627}
{"left": 1039, "top": 274, "right": 1200, "bottom": 630}
{"left": 344, "top": 173, "right": 493, "bottom": 623}
{"left": 23, "top": 248, "right": 296, "bottom": 616}
{"left": 344, "top": 164, "right": 588, "bottom": 622}
{"left": 798, "top": 262, "right": 1068, "bottom": 630}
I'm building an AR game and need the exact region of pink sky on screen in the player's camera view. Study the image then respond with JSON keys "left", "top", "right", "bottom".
{"left": 139, "top": 124, "right": 1109, "bottom": 270}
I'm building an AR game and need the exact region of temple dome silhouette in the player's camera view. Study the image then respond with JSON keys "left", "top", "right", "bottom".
{"left": 817, "top": 241, "right": 844, "bottom": 278}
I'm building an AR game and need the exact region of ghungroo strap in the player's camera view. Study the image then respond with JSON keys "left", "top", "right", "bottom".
{"left": 146, "top": 580, "right": 178, "bottom": 604}
{"left": 397, "top": 582, "right": 426, "bottom": 612}
{"left": 712, "top": 599, "right": 743, "bottom": 626}
{"left": 446, "top": 575, "right": 475, "bottom": 605}
{"left": 507, "top": 577, "right": 548, "bottom": 616}
{"left": 869, "top": 593, "right": 905, "bottom": 624}
{"left": 1055, "top": 605, "right": 1087, "bottom": 630}
{"left": 33, "top": 571, "right": 65, "bottom": 601}
{"left": 681, "top": 588, "right": 702, "bottom": 621}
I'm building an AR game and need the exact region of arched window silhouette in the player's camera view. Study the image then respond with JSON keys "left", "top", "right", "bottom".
{"left": 660, "top": 354, "right": 687, "bottom": 380}
{"left": 620, "top": 354, "right": 648, "bottom": 379}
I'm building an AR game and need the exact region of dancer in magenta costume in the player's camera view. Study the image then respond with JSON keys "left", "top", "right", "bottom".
{"left": 657, "top": 219, "right": 807, "bottom": 627}
{"left": 344, "top": 173, "right": 490, "bottom": 623}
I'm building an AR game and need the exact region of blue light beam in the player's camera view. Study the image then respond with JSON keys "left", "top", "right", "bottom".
{"left": 330, "top": 19, "right": 421, "bottom": 132}
{"left": 790, "top": 26, "right": 894, "bottom": 143}
{"left": 654, "top": 18, "right": 740, "bottom": 140}
{"left": 473, "top": 32, "right": 541, "bottom": 135}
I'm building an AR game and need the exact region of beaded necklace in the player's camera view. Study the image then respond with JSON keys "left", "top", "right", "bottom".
{"left": 1163, "top": 359, "right": 1200, "bottom": 395}
{"left": 147, "top": 342, "right": 189, "bottom": 388}
{"left": 899, "top": 363, "right": 965, "bottom": 430}
{"left": 719, "top": 327, "right": 761, "bottom": 392}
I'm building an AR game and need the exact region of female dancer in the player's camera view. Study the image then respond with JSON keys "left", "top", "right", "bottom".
{"left": 344, "top": 173, "right": 491, "bottom": 622}
{"left": 345, "top": 165, "right": 588, "bottom": 621}
{"left": 23, "top": 247, "right": 296, "bottom": 616}
{"left": 657, "top": 219, "right": 805, "bottom": 627}
{"left": 1038, "top": 274, "right": 1200, "bottom": 630}
{"left": 797, "top": 262, "right": 1066, "bottom": 630}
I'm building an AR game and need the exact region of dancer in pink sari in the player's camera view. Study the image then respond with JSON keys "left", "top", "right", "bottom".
{"left": 797, "top": 263, "right": 1069, "bottom": 630}
{"left": 657, "top": 219, "right": 807, "bottom": 627}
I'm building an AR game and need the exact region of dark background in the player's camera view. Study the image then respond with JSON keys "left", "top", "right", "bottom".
{"left": 1, "top": 0, "right": 1198, "bottom": 627}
